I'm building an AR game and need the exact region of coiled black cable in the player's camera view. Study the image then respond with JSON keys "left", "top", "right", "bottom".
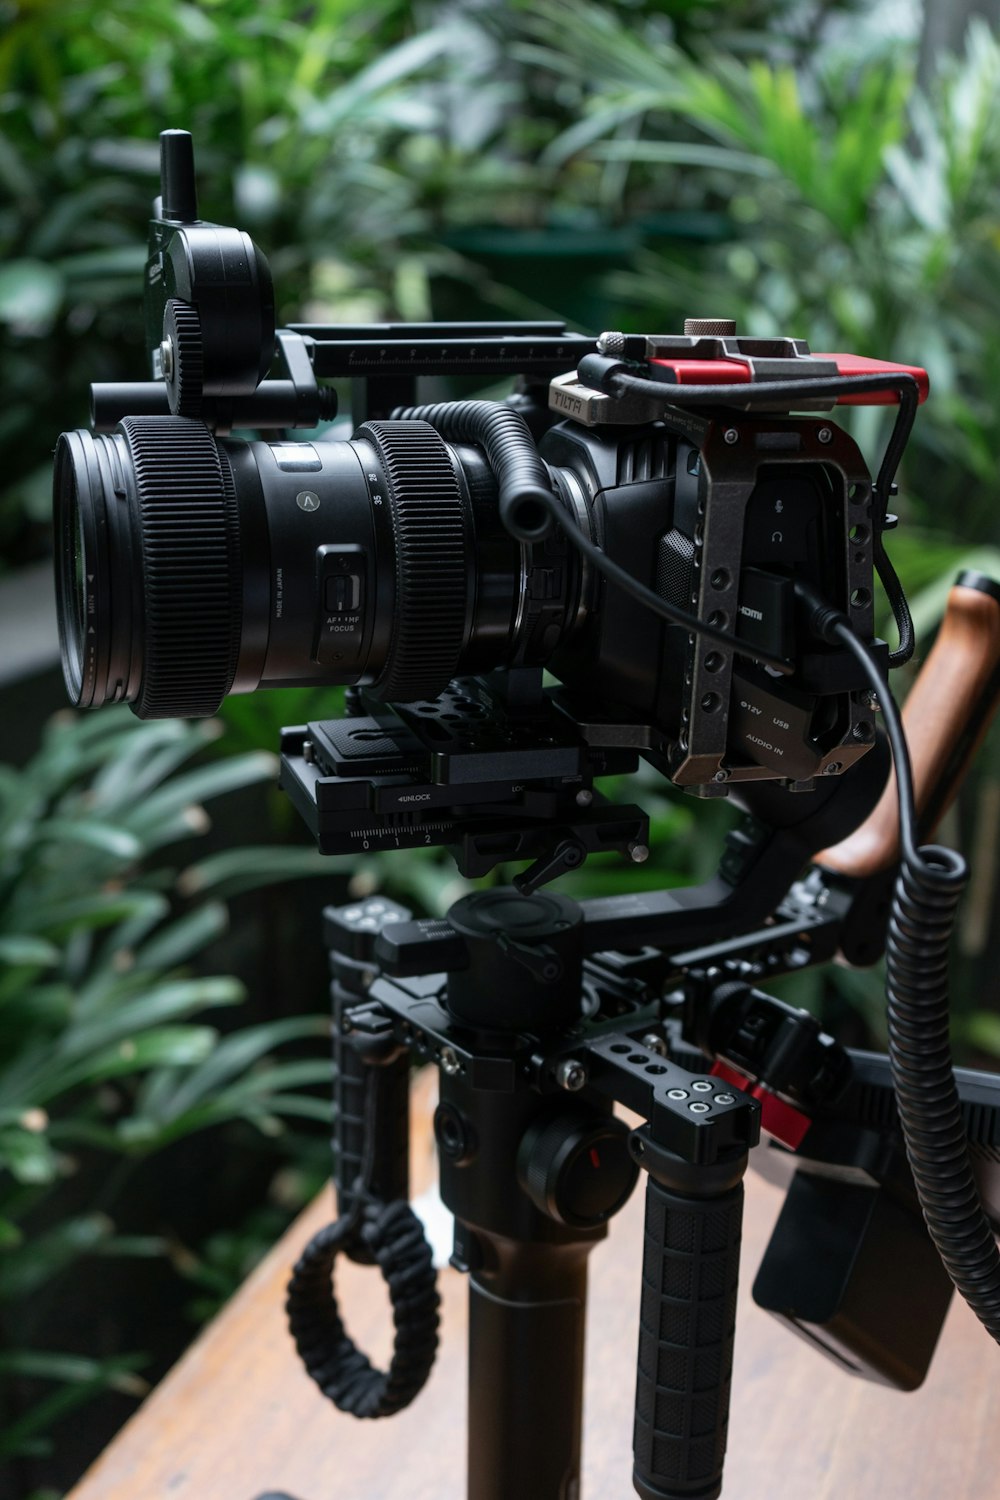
{"left": 799, "top": 582, "right": 1000, "bottom": 1342}
{"left": 286, "top": 1198, "right": 440, "bottom": 1418}
{"left": 391, "top": 399, "right": 555, "bottom": 542}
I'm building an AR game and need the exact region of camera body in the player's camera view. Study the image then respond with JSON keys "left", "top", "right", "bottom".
{"left": 534, "top": 384, "right": 877, "bottom": 788}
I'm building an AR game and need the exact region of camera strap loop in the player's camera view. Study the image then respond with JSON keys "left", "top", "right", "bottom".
{"left": 285, "top": 1199, "right": 440, "bottom": 1419}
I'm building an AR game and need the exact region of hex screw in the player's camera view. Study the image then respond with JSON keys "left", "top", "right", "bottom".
{"left": 628, "top": 842, "right": 650, "bottom": 864}
{"left": 642, "top": 1033, "right": 668, "bottom": 1057}
{"left": 818, "top": 427, "right": 833, "bottom": 444}
{"left": 440, "top": 1047, "right": 461, "bottom": 1076}
{"left": 724, "top": 428, "right": 739, "bottom": 445}
{"left": 159, "top": 337, "right": 174, "bottom": 379}
{"left": 557, "top": 1059, "right": 588, "bottom": 1092}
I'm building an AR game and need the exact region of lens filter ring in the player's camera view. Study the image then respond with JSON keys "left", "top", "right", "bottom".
{"left": 119, "top": 415, "right": 241, "bottom": 718}
{"left": 54, "top": 427, "right": 119, "bottom": 708}
{"left": 356, "top": 420, "right": 469, "bottom": 701}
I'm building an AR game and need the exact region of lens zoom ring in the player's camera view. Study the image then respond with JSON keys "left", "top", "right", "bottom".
{"left": 358, "top": 420, "right": 468, "bottom": 700}
{"left": 120, "top": 416, "right": 240, "bottom": 718}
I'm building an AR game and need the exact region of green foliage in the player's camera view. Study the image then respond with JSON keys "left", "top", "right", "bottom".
{"left": 0, "top": 0, "right": 460, "bottom": 564}
{"left": 0, "top": 707, "right": 330, "bottom": 1458}
{"left": 528, "top": 7, "right": 1000, "bottom": 550}
{"left": 0, "top": 0, "right": 869, "bottom": 570}
{"left": 0, "top": 1349, "right": 148, "bottom": 1462}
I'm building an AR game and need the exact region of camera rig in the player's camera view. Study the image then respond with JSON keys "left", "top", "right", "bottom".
{"left": 64, "top": 132, "right": 1000, "bottom": 1500}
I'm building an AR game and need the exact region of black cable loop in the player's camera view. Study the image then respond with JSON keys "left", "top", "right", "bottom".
{"left": 286, "top": 1198, "right": 440, "bottom": 1419}
{"left": 286, "top": 1056, "right": 439, "bottom": 1414}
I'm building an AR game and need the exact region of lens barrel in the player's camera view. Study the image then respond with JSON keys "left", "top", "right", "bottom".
{"left": 54, "top": 414, "right": 583, "bottom": 718}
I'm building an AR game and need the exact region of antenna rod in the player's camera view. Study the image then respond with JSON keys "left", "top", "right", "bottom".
{"left": 159, "top": 129, "right": 198, "bottom": 223}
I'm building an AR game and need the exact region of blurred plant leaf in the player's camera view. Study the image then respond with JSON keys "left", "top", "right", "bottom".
{"left": 0, "top": 1350, "right": 148, "bottom": 1460}
{"left": 178, "top": 844, "right": 343, "bottom": 897}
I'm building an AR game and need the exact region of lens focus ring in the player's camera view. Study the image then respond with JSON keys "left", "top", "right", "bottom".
{"left": 119, "top": 416, "right": 241, "bottom": 718}
{"left": 357, "top": 420, "right": 468, "bottom": 701}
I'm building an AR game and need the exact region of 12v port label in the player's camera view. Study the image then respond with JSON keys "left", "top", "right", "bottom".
{"left": 729, "top": 670, "right": 817, "bottom": 781}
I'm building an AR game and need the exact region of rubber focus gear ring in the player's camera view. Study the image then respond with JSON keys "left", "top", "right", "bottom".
{"left": 357, "top": 420, "right": 468, "bottom": 701}
{"left": 163, "top": 298, "right": 204, "bottom": 417}
{"left": 119, "top": 416, "right": 241, "bottom": 718}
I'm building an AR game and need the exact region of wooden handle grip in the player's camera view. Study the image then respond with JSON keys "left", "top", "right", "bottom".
{"left": 817, "top": 579, "right": 1000, "bottom": 879}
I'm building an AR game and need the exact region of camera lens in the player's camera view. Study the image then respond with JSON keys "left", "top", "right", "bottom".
{"left": 53, "top": 415, "right": 585, "bottom": 719}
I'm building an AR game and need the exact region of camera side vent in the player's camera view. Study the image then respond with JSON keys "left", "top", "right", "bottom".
{"left": 616, "top": 434, "right": 671, "bottom": 485}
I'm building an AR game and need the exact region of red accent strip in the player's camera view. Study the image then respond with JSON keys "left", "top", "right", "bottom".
{"left": 709, "top": 1060, "right": 811, "bottom": 1149}
{"left": 710, "top": 1059, "right": 749, "bottom": 1089}
{"left": 813, "top": 353, "right": 930, "bottom": 405}
{"left": 649, "top": 358, "right": 751, "bottom": 385}
{"left": 749, "top": 1088, "right": 811, "bottom": 1150}
{"left": 647, "top": 352, "right": 929, "bottom": 406}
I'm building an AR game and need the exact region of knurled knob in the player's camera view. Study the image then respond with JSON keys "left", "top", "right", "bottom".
{"left": 683, "top": 318, "right": 737, "bottom": 336}
{"left": 517, "top": 1111, "right": 638, "bottom": 1228}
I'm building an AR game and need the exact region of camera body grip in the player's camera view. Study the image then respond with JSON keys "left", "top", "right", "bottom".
{"left": 633, "top": 1170, "right": 745, "bottom": 1500}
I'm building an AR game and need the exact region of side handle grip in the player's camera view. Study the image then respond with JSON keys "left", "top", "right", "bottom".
{"left": 819, "top": 573, "right": 1000, "bottom": 878}
{"left": 332, "top": 978, "right": 409, "bottom": 1219}
{"left": 633, "top": 1177, "right": 744, "bottom": 1500}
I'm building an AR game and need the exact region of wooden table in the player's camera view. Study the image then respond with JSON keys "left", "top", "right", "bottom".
{"left": 68, "top": 1076, "right": 999, "bottom": 1500}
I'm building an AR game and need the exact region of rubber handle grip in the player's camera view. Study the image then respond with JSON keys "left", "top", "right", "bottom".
{"left": 632, "top": 1178, "right": 744, "bottom": 1500}
{"left": 818, "top": 578, "right": 1000, "bottom": 879}
{"left": 331, "top": 978, "right": 409, "bottom": 1218}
